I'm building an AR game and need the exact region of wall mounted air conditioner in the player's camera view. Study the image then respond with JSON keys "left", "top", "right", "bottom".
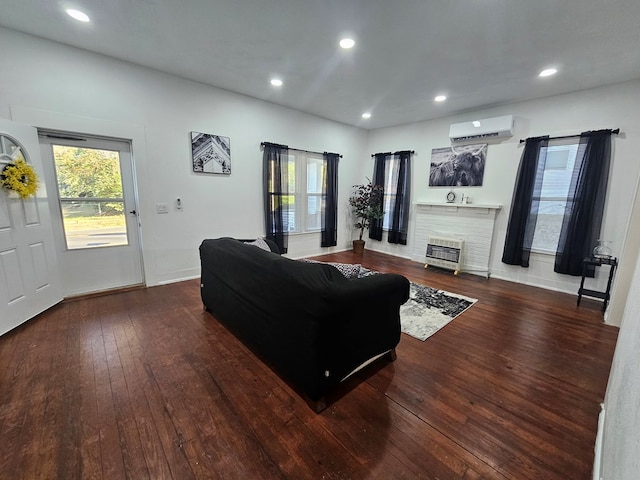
{"left": 449, "top": 114, "right": 514, "bottom": 142}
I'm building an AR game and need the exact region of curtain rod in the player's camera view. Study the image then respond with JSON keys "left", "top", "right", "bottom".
{"left": 519, "top": 128, "right": 620, "bottom": 144}
{"left": 260, "top": 142, "right": 342, "bottom": 158}
{"left": 370, "top": 150, "right": 415, "bottom": 157}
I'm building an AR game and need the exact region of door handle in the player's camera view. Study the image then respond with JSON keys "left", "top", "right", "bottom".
{"left": 129, "top": 210, "right": 137, "bottom": 215}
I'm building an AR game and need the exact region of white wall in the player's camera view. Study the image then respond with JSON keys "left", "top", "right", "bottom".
{"left": 600, "top": 250, "right": 640, "bottom": 479}
{"left": 4, "top": 26, "right": 638, "bottom": 311}
{"left": 0, "top": 27, "right": 368, "bottom": 287}
{"left": 3, "top": 28, "right": 638, "bottom": 318}
{"left": 366, "top": 80, "right": 640, "bottom": 325}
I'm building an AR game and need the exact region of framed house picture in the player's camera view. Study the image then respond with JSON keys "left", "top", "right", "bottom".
{"left": 429, "top": 144, "right": 487, "bottom": 187}
{"left": 191, "top": 132, "right": 231, "bottom": 174}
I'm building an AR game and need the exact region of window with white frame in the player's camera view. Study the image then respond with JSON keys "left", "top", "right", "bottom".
{"left": 283, "top": 152, "right": 325, "bottom": 233}
{"left": 381, "top": 156, "right": 399, "bottom": 230}
{"left": 530, "top": 142, "right": 579, "bottom": 253}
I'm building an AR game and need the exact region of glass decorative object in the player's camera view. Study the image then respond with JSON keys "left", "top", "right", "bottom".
{"left": 593, "top": 240, "right": 613, "bottom": 259}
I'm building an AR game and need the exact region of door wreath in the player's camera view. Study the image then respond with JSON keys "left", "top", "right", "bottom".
{"left": 1, "top": 158, "right": 39, "bottom": 199}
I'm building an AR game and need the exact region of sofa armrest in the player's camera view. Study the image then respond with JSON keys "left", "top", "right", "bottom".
{"left": 262, "top": 237, "right": 280, "bottom": 254}
{"left": 320, "top": 272, "right": 410, "bottom": 382}
{"left": 334, "top": 272, "right": 410, "bottom": 306}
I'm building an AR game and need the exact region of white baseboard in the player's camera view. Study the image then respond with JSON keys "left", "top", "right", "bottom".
{"left": 593, "top": 403, "right": 605, "bottom": 480}
{"left": 157, "top": 273, "right": 200, "bottom": 285}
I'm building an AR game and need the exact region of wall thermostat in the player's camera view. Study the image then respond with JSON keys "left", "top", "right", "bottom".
{"left": 446, "top": 191, "right": 456, "bottom": 203}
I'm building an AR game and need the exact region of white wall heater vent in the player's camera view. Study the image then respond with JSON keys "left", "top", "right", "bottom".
{"left": 424, "top": 236, "right": 464, "bottom": 275}
{"left": 449, "top": 114, "right": 514, "bottom": 142}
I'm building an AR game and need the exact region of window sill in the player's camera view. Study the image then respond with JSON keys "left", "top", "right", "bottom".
{"left": 530, "top": 248, "right": 556, "bottom": 257}
{"left": 287, "top": 230, "right": 321, "bottom": 237}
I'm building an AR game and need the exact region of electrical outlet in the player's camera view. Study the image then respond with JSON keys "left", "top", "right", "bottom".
{"left": 176, "top": 198, "right": 182, "bottom": 210}
{"left": 156, "top": 203, "right": 169, "bottom": 214}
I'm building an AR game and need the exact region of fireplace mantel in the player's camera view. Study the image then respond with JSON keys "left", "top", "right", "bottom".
{"left": 415, "top": 202, "right": 502, "bottom": 211}
{"left": 413, "top": 202, "right": 502, "bottom": 277}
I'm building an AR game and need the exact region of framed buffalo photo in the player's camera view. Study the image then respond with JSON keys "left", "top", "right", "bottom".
{"left": 429, "top": 144, "right": 487, "bottom": 187}
{"left": 191, "top": 132, "right": 231, "bottom": 174}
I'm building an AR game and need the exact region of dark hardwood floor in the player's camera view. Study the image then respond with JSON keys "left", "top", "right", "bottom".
{"left": 0, "top": 250, "right": 618, "bottom": 479}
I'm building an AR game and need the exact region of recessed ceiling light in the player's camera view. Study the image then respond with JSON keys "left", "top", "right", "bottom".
{"left": 339, "top": 38, "right": 355, "bottom": 49}
{"left": 270, "top": 78, "right": 283, "bottom": 87}
{"left": 539, "top": 68, "right": 558, "bottom": 77}
{"left": 66, "top": 9, "right": 90, "bottom": 22}
{"left": 472, "top": 121, "right": 481, "bottom": 127}
{"left": 434, "top": 95, "right": 447, "bottom": 102}
{"left": 361, "top": 112, "right": 371, "bottom": 119}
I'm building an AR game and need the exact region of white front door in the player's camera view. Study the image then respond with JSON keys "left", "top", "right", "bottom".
{"left": 0, "top": 119, "right": 63, "bottom": 336}
{"left": 39, "top": 134, "right": 144, "bottom": 296}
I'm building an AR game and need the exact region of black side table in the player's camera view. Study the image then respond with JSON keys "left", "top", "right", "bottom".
{"left": 577, "top": 256, "right": 618, "bottom": 311}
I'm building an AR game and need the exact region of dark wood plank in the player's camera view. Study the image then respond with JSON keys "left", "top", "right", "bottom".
{"left": 0, "top": 250, "right": 618, "bottom": 479}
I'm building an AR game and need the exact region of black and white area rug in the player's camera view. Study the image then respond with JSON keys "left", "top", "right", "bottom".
{"left": 400, "top": 282, "right": 477, "bottom": 341}
{"left": 357, "top": 267, "right": 477, "bottom": 341}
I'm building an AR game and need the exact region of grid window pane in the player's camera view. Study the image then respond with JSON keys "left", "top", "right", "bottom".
{"left": 306, "top": 194, "right": 322, "bottom": 231}
{"left": 287, "top": 157, "right": 296, "bottom": 191}
{"left": 531, "top": 144, "right": 578, "bottom": 253}
{"left": 53, "top": 145, "right": 128, "bottom": 250}
{"left": 382, "top": 158, "right": 399, "bottom": 230}
{"left": 285, "top": 195, "right": 296, "bottom": 232}
{"left": 531, "top": 200, "right": 566, "bottom": 252}
{"left": 269, "top": 153, "right": 326, "bottom": 234}
{"left": 382, "top": 194, "right": 396, "bottom": 230}
{"left": 307, "top": 158, "right": 324, "bottom": 194}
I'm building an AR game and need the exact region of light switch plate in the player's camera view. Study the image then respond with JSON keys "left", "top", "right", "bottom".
{"left": 156, "top": 203, "right": 169, "bottom": 214}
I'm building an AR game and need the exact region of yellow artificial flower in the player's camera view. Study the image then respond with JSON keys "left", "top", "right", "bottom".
{"left": 1, "top": 158, "right": 39, "bottom": 199}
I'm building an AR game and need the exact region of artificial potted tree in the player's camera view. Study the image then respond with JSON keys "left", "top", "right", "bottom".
{"left": 348, "top": 180, "right": 384, "bottom": 254}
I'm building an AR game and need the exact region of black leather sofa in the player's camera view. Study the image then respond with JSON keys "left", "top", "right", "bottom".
{"left": 199, "top": 237, "right": 410, "bottom": 411}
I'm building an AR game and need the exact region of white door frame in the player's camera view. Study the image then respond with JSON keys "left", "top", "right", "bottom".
{"left": 10, "top": 107, "right": 157, "bottom": 286}
{"left": 39, "top": 133, "right": 145, "bottom": 296}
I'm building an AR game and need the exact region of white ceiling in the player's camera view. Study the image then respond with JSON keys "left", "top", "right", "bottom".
{"left": 2, "top": 0, "right": 640, "bottom": 129}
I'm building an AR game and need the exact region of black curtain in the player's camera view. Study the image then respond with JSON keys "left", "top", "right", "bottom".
{"left": 368, "top": 153, "right": 387, "bottom": 241}
{"left": 321, "top": 152, "right": 339, "bottom": 247}
{"left": 263, "top": 142, "right": 289, "bottom": 254}
{"left": 502, "top": 136, "right": 549, "bottom": 267}
{"left": 388, "top": 151, "right": 411, "bottom": 245}
{"left": 554, "top": 130, "right": 613, "bottom": 275}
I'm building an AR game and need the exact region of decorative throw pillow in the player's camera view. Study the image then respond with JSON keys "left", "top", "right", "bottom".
{"left": 300, "top": 259, "right": 361, "bottom": 279}
{"left": 244, "top": 237, "right": 272, "bottom": 252}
